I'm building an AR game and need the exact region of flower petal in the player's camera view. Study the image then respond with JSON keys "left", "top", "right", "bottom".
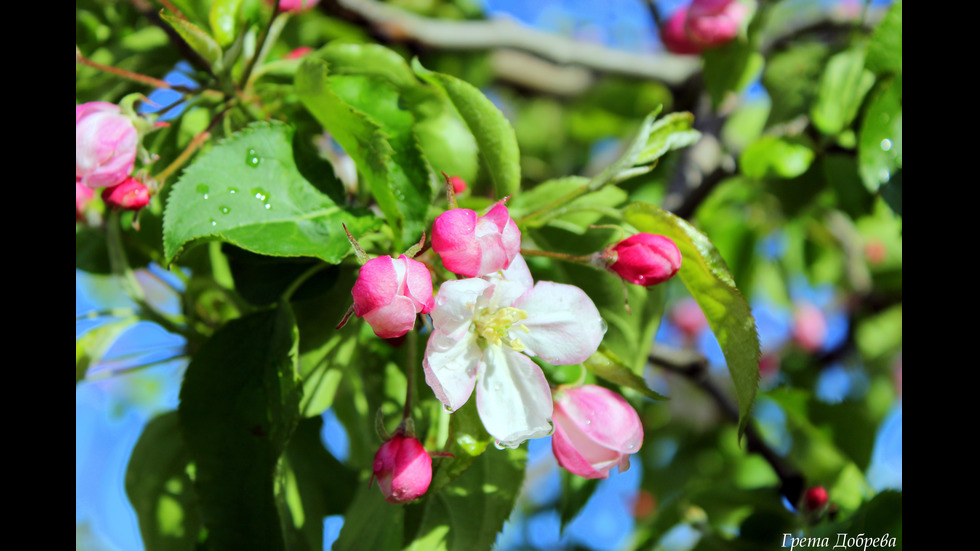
{"left": 513, "top": 281, "right": 605, "bottom": 364}
{"left": 483, "top": 254, "right": 534, "bottom": 308}
{"left": 552, "top": 407, "right": 623, "bottom": 479}
{"left": 475, "top": 345, "right": 553, "bottom": 448}
{"left": 554, "top": 385, "right": 643, "bottom": 454}
{"left": 422, "top": 329, "right": 480, "bottom": 412}
{"left": 363, "top": 295, "right": 418, "bottom": 338}
{"left": 430, "top": 278, "right": 492, "bottom": 337}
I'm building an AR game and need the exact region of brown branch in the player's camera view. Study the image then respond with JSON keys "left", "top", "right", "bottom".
{"left": 649, "top": 345, "right": 805, "bottom": 504}
{"left": 329, "top": 0, "right": 700, "bottom": 85}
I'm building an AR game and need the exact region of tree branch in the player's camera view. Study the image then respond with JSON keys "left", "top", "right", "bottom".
{"left": 331, "top": 0, "right": 700, "bottom": 85}
{"left": 649, "top": 344, "right": 805, "bottom": 504}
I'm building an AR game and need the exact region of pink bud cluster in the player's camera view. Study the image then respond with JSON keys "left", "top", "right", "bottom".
{"left": 661, "top": 0, "right": 747, "bottom": 54}
{"left": 76, "top": 101, "right": 150, "bottom": 218}
{"left": 431, "top": 203, "right": 520, "bottom": 278}
{"left": 371, "top": 434, "right": 432, "bottom": 504}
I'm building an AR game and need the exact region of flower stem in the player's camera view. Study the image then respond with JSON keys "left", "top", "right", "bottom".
{"left": 153, "top": 107, "right": 229, "bottom": 183}
{"left": 520, "top": 248, "right": 597, "bottom": 265}
{"left": 76, "top": 48, "right": 193, "bottom": 93}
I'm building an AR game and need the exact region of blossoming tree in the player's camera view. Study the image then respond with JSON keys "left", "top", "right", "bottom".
{"left": 77, "top": 0, "right": 902, "bottom": 548}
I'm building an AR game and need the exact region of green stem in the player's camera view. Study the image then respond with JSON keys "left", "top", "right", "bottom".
{"left": 105, "top": 210, "right": 201, "bottom": 343}
{"left": 84, "top": 353, "right": 188, "bottom": 382}
{"left": 281, "top": 263, "right": 329, "bottom": 302}
{"left": 403, "top": 329, "right": 418, "bottom": 422}
{"left": 520, "top": 248, "right": 598, "bottom": 265}
{"left": 240, "top": 4, "right": 286, "bottom": 90}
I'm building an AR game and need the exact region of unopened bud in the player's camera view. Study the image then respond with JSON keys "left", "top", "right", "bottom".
{"left": 431, "top": 203, "right": 520, "bottom": 277}
{"left": 352, "top": 255, "right": 434, "bottom": 338}
{"left": 76, "top": 102, "right": 138, "bottom": 188}
{"left": 803, "top": 486, "right": 828, "bottom": 511}
{"left": 372, "top": 434, "right": 432, "bottom": 504}
{"left": 607, "top": 234, "right": 682, "bottom": 286}
{"left": 447, "top": 175, "right": 467, "bottom": 195}
{"left": 102, "top": 177, "right": 149, "bottom": 211}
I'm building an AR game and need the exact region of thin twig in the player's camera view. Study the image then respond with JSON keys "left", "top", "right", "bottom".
{"left": 649, "top": 344, "right": 805, "bottom": 504}
{"left": 76, "top": 48, "right": 193, "bottom": 93}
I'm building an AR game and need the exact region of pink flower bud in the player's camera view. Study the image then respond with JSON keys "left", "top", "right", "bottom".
{"left": 284, "top": 46, "right": 313, "bottom": 60}
{"left": 269, "top": 0, "right": 319, "bottom": 11}
{"left": 803, "top": 486, "right": 828, "bottom": 511}
{"left": 431, "top": 204, "right": 521, "bottom": 277}
{"left": 608, "top": 234, "right": 681, "bottom": 286}
{"left": 102, "top": 177, "right": 150, "bottom": 211}
{"left": 552, "top": 385, "right": 643, "bottom": 479}
{"left": 448, "top": 175, "right": 467, "bottom": 195}
{"left": 685, "top": 0, "right": 746, "bottom": 49}
{"left": 792, "top": 302, "right": 826, "bottom": 353}
{"left": 352, "top": 255, "right": 434, "bottom": 339}
{"left": 76, "top": 102, "right": 138, "bottom": 189}
{"left": 671, "top": 298, "right": 707, "bottom": 338}
{"left": 76, "top": 178, "right": 94, "bottom": 221}
{"left": 372, "top": 434, "right": 432, "bottom": 504}
{"left": 661, "top": 8, "right": 702, "bottom": 54}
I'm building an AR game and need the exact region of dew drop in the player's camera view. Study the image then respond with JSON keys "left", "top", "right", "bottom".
{"left": 880, "top": 139, "right": 893, "bottom": 151}
{"left": 264, "top": 203, "right": 272, "bottom": 210}
{"left": 209, "top": 218, "right": 217, "bottom": 226}
{"left": 229, "top": 187, "right": 238, "bottom": 195}
{"left": 220, "top": 206, "right": 231, "bottom": 214}
{"left": 443, "top": 404, "right": 454, "bottom": 413}
{"left": 251, "top": 187, "right": 268, "bottom": 202}
{"left": 878, "top": 169, "right": 891, "bottom": 183}
{"left": 245, "top": 148, "right": 261, "bottom": 168}
{"left": 599, "top": 319, "right": 608, "bottom": 334}
{"left": 585, "top": 419, "right": 592, "bottom": 425}
{"left": 196, "top": 184, "right": 210, "bottom": 200}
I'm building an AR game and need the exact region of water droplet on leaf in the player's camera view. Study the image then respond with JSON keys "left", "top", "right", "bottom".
{"left": 245, "top": 148, "right": 261, "bottom": 168}
{"left": 196, "top": 184, "right": 210, "bottom": 199}
{"left": 220, "top": 206, "right": 230, "bottom": 214}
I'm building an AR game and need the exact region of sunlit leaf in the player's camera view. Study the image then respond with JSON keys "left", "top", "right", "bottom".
{"left": 624, "top": 203, "right": 760, "bottom": 439}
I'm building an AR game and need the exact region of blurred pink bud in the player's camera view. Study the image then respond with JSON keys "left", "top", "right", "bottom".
{"left": 102, "top": 177, "right": 150, "bottom": 211}
{"left": 552, "top": 385, "right": 643, "bottom": 479}
{"left": 448, "top": 175, "right": 467, "bottom": 195}
{"left": 76, "top": 102, "right": 139, "bottom": 188}
{"left": 758, "top": 353, "right": 780, "bottom": 379}
{"left": 864, "top": 239, "right": 887, "bottom": 265}
{"left": 76, "top": 178, "right": 94, "bottom": 221}
{"left": 352, "top": 255, "right": 434, "bottom": 339}
{"left": 792, "top": 302, "right": 827, "bottom": 353}
{"left": 671, "top": 298, "right": 707, "bottom": 338}
{"left": 372, "top": 434, "right": 432, "bottom": 504}
{"left": 661, "top": 8, "right": 702, "bottom": 54}
{"left": 608, "top": 234, "right": 681, "bottom": 286}
{"left": 803, "top": 486, "right": 829, "bottom": 511}
{"left": 431, "top": 204, "right": 521, "bottom": 277}
{"left": 270, "top": 0, "right": 319, "bottom": 11}
{"left": 686, "top": 0, "right": 746, "bottom": 48}
{"left": 284, "top": 46, "right": 313, "bottom": 59}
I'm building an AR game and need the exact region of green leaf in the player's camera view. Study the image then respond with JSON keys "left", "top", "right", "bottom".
{"left": 332, "top": 484, "right": 404, "bottom": 551}
{"left": 76, "top": 317, "right": 137, "bottom": 383}
{"left": 280, "top": 417, "right": 360, "bottom": 550}
{"left": 740, "top": 136, "right": 815, "bottom": 180}
{"left": 624, "top": 203, "right": 760, "bottom": 439}
{"left": 811, "top": 48, "right": 876, "bottom": 136}
{"left": 318, "top": 42, "right": 417, "bottom": 89}
{"left": 412, "top": 58, "right": 521, "bottom": 198}
{"left": 428, "top": 398, "right": 492, "bottom": 494}
{"left": 703, "top": 40, "right": 764, "bottom": 108}
{"left": 209, "top": 0, "right": 245, "bottom": 47}
{"left": 858, "top": 78, "right": 902, "bottom": 192}
{"left": 636, "top": 111, "right": 701, "bottom": 165}
{"left": 296, "top": 58, "right": 434, "bottom": 247}
{"left": 125, "top": 412, "right": 203, "bottom": 551}
{"left": 866, "top": 1, "right": 902, "bottom": 76}
{"left": 160, "top": 12, "right": 223, "bottom": 70}
{"left": 762, "top": 42, "right": 830, "bottom": 125}
{"left": 559, "top": 472, "right": 599, "bottom": 532}
{"left": 163, "top": 121, "right": 381, "bottom": 264}
{"left": 405, "top": 448, "right": 526, "bottom": 551}
{"left": 584, "top": 346, "right": 669, "bottom": 401}
{"left": 177, "top": 304, "right": 302, "bottom": 551}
